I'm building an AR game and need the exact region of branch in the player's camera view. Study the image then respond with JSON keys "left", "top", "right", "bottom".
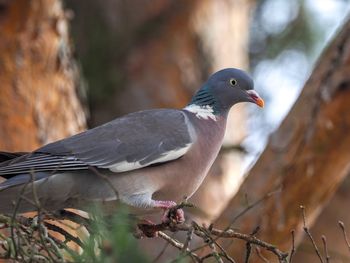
{"left": 136, "top": 221, "right": 288, "bottom": 262}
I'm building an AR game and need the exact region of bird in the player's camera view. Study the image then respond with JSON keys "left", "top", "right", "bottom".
{"left": 0, "top": 68, "right": 263, "bottom": 223}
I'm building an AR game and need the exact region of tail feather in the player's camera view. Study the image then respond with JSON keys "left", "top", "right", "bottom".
{"left": 0, "top": 172, "right": 49, "bottom": 191}
{"left": 0, "top": 171, "right": 81, "bottom": 214}
{"left": 0, "top": 151, "right": 28, "bottom": 165}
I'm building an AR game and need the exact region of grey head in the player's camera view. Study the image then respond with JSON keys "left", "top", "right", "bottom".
{"left": 188, "top": 68, "right": 264, "bottom": 116}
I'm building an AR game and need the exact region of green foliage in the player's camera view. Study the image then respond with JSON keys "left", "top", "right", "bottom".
{"left": 66, "top": 205, "right": 150, "bottom": 263}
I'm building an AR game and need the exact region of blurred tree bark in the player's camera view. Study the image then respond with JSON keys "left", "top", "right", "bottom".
{"left": 217, "top": 17, "right": 350, "bottom": 262}
{"left": 0, "top": 0, "right": 86, "bottom": 259}
{"left": 0, "top": 0, "right": 86, "bottom": 152}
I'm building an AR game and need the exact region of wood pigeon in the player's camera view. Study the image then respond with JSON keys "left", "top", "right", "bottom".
{"left": 0, "top": 68, "right": 264, "bottom": 223}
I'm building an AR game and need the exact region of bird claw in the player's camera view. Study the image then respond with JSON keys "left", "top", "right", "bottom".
{"left": 153, "top": 200, "right": 185, "bottom": 224}
{"left": 137, "top": 209, "right": 184, "bottom": 238}
{"left": 136, "top": 202, "right": 185, "bottom": 238}
{"left": 162, "top": 207, "right": 185, "bottom": 224}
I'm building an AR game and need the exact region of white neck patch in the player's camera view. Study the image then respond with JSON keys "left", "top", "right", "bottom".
{"left": 184, "top": 104, "right": 217, "bottom": 121}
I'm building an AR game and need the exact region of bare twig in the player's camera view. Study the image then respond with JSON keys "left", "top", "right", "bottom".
{"left": 182, "top": 223, "right": 194, "bottom": 253}
{"left": 1, "top": 187, "right": 288, "bottom": 263}
{"left": 144, "top": 222, "right": 288, "bottom": 262}
{"left": 200, "top": 252, "right": 234, "bottom": 262}
{"left": 152, "top": 233, "right": 173, "bottom": 263}
{"left": 225, "top": 189, "right": 281, "bottom": 229}
{"left": 321, "top": 235, "right": 330, "bottom": 263}
{"left": 288, "top": 230, "right": 296, "bottom": 263}
{"left": 207, "top": 241, "right": 224, "bottom": 263}
{"left": 245, "top": 240, "right": 252, "bottom": 263}
{"left": 157, "top": 231, "right": 200, "bottom": 262}
{"left": 256, "top": 247, "right": 269, "bottom": 263}
{"left": 29, "top": 171, "right": 58, "bottom": 263}
{"left": 193, "top": 221, "right": 235, "bottom": 263}
{"left": 339, "top": 221, "right": 350, "bottom": 254}
{"left": 300, "top": 206, "right": 324, "bottom": 263}
{"left": 196, "top": 189, "right": 281, "bottom": 261}
{"left": 9, "top": 178, "right": 31, "bottom": 260}
{"left": 203, "top": 228, "right": 287, "bottom": 262}
{"left": 245, "top": 226, "right": 260, "bottom": 263}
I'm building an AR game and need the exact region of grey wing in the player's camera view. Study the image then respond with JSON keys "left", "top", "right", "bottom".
{"left": 0, "top": 109, "right": 195, "bottom": 176}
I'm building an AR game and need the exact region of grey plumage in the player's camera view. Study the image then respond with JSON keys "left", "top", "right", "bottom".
{"left": 0, "top": 68, "right": 263, "bottom": 219}
{"left": 0, "top": 109, "right": 192, "bottom": 176}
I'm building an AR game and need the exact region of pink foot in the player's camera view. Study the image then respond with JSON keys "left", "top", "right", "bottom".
{"left": 154, "top": 200, "right": 185, "bottom": 224}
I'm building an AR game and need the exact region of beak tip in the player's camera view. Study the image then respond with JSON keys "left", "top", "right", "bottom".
{"left": 256, "top": 98, "right": 265, "bottom": 108}
{"left": 246, "top": 90, "right": 264, "bottom": 108}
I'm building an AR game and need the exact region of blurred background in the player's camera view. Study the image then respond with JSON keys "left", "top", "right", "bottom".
{"left": 0, "top": 0, "right": 350, "bottom": 262}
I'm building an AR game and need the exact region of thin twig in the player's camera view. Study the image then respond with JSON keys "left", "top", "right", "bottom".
{"left": 245, "top": 239, "right": 253, "bottom": 263}
{"left": 321, "top": 235, "right": 330, "bottom": 263}
{"left": 200, "top": 252, "right": 233, "bottom": 262}
{"left": 288, "top": 230, "right": 296, "bottom": 263}
{"left": 226, "top": 189, "right": 281, "bottom": 229}
{"left": 30, "top": 171, "right": 57, "bottom": 263}
{"left": 193, "top": 221, "right": 235, "bottom": 263}
{"left": 158, "top": 231, "right": 200, "bottom": 262}
{"left": 207, "top": 240, "right": 224, "bottom": 263}
{"left": 152, "top": 233, "right": 173, "bottom": 263}
{"left": 168, "top": 223, "right": 288, "bottom": 262}
{"left": 300, "top": 206, "right": 324, "bottom": 263}
{"left": 9, "top": 179, "right": 31, "bottom": 260}
{"left": 211, "top": 238, "right": 236, "bottom": 263}
{"left": 182, "top": 223, "right": 194, "bottom": 253}
{"left": 256, "top": 247, "right": 269, "bottom": 263}
{"left": 189, "top": 191, "right": 277, "bottom": 256}
{"left": 339, "top": 221, "right": 350, "bottom": 254}
{"left": 244, "top": 226, "right": 261, "bottom": 263}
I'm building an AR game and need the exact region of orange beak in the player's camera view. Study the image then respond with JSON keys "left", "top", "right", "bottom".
{"left": 247, "top": 90, "right": 264, "bottom": 108}
{"left": 254, "top": 97, "right": 265, "bottom": 108}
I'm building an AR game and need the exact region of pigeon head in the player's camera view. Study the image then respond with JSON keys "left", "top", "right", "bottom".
{"left": 188, "top": 68, "right": 264, "bottom": 117}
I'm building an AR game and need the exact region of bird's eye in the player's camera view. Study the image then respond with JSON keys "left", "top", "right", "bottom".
{"left": 229, "top": 78, "right": 237, "bottom": 86}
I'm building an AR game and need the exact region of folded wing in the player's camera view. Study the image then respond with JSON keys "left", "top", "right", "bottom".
{"left": 0, "top": 109, "right": 195, "bottom": 176}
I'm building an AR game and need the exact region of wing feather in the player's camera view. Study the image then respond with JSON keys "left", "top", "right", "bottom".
{"left": 0, "top": 109, "right": 195, "bottom": 176}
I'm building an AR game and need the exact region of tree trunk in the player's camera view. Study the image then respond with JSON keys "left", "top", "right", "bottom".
{"left": 0, "top": 0, "right": 86, "bottom": 259}
{"left": 0, "top": 0, "right": 86, "bottom": 153}
{"left": 217, "top": 17, "right": 350, "bottom": 262}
